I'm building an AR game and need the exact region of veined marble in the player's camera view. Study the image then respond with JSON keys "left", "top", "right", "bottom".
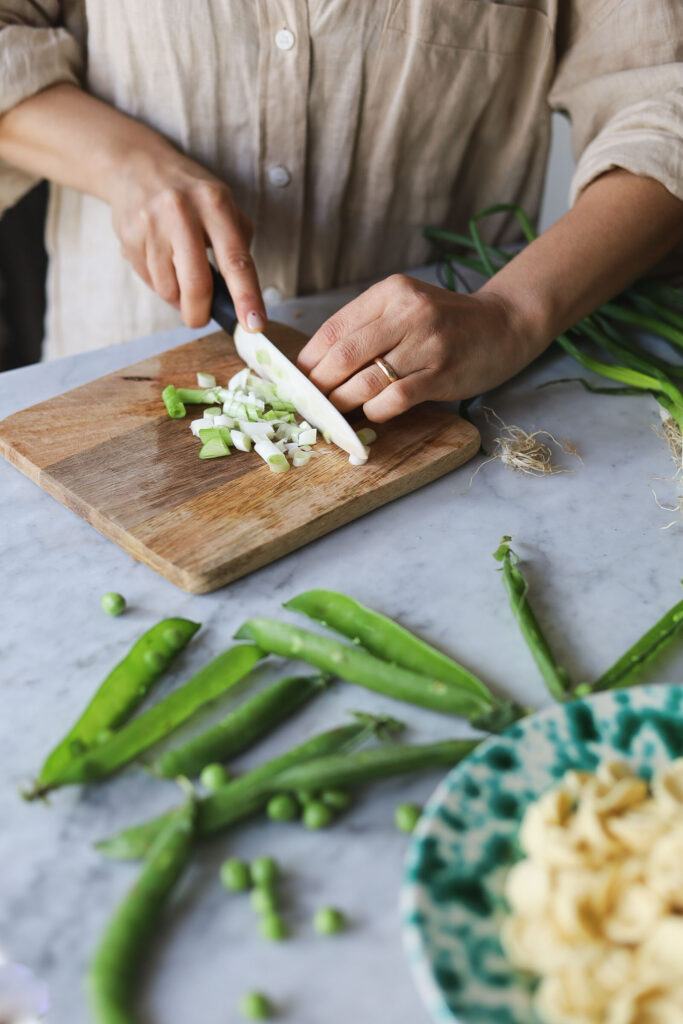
{"left": 1, "top": 266, "right": 682, "bottom": 1024}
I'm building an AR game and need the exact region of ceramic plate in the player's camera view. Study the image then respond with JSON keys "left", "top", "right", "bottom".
{"left": 400, "top": 684, "right": 683, "bottom": 1024}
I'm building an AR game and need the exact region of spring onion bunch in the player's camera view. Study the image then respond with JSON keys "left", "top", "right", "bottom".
{"left": 424, "top": 204, "right": 683, "bottom": 470}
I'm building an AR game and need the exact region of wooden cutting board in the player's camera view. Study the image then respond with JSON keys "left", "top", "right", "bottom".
{"left": 0, "top": 323, "right": 480, "bottom": 593}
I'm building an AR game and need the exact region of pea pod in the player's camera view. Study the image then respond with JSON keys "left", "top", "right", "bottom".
{"left": 88, "top": 792, "right": 197, "bottom": 1024}
{"left": 29, "top": 645, "right": 261, "bottom": 798}
{"left": 97, "top": 716, "right": 398, "bottom": 860}
{"left": 234, "top": 618, "right": 491, "bottom": 718}
{"left": 284, "top": 590, "right": 494, "bottom": 709}
{"left": 271, "top": 739, "right": 479, "bottom": 793}
{"left": 493, "top": 538, "right": 572, "bottom": 702}
{"left": 590, "top": 594, "right": 683, "bottom": 692}
{"left": 38, "top": 618, "right": 200, "bottom": 787}
{"left": 152, "top": 673, "right": 329, "bottom": 779}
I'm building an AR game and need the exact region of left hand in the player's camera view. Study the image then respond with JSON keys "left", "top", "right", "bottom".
{"left": 297, "top": 274, "right": 537, "bottom": 422}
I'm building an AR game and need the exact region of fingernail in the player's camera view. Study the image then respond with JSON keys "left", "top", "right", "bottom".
{"left": 247, "top": 311, "right": 266, "bottom": 331}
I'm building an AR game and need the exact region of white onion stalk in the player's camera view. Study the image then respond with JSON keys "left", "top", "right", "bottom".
{"left": 254, "top": 438, "right": 290, "bottom": 473}
{"left": 230, "top": 429, "right": 252, "bottom": 452}
{"left": 196, "top": 372, "right": 216, "bottom": 389}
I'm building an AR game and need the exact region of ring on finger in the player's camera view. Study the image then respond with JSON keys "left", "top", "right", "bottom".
{"left": 373, "top": 356, "right": 400, "bottom": 385}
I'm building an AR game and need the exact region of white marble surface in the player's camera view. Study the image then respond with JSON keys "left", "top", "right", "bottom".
{"left": 1, "top": 266, "right": 683, "bottom": 1024}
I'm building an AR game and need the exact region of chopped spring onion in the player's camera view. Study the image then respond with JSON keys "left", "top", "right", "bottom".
{"left": 230, "top": 430, "right": 252, "bottom": 452}
{"left": 299, "top": 428, "right": 317, "bottom": 446}
{"left": 176, "top": 388, "right": 220, "bottom": 404}
{"left": 356, "top": 428, "right": 377, "bottom": 446}
{"left": 162, "top": 385, "right": 186, "bottom": 419}
{"left": 199, "top": 437, "right": 231, "bottom": 459}
{"left": 197, "top": 372, "right": 217, "bottom": 389}
{"left": 228, "top": 367, "right": 250, "bottom": 392}
{"left": 254, "top": 438, "right": 290, "bottom": 473}
{"left": 199, "top": 427, "right": 234, "bottom": 446}
{"left": 238, "top": 420, "right": 275, "bottom": 441}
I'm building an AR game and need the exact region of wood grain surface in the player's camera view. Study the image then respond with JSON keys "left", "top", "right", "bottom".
{"left": 0, "top": 323, "right": 480, "bottom": 592}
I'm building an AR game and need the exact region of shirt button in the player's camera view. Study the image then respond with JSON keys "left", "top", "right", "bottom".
{"left": 268, "top": 164, "right": 291, "bottom": 188}
{"left": 263, "top": 285, "right": 284, "bottom": 305}
{"left": 275, "top": 28, "right": 295, "bottom": 50}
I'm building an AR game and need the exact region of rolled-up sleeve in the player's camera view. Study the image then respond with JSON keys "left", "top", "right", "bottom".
{"left": 0, "top": 3, "right": 82, "bottom": 212}
{"left": 549, "top": 0, "right": 683, "bottom": 206}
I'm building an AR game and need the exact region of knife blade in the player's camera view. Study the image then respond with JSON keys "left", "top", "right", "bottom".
{"left": 209, "top": 268, "right": 368, "bottom": 462}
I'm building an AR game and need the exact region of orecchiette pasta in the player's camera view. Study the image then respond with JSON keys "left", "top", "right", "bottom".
{"left": 501, "top": 759, "right": 683, "bottom": 1024}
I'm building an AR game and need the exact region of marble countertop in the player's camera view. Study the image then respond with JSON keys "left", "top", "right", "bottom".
{"left": 2, "top": 266, "right": 682, "bottom": 1024}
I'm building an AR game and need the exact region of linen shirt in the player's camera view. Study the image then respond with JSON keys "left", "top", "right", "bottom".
{"left": 0, "top": 0, "right": 681, "bottom": 359}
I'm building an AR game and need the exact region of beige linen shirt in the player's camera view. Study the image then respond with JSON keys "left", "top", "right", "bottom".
{"left": 0, "top": 0, "right": 681, "bottom": 359}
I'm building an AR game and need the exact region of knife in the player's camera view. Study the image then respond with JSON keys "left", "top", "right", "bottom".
{"left": 209, "top": 268, "right": 368, "bottom": 462}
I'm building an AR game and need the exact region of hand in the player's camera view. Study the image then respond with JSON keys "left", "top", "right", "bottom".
{"left": 297, "top": 274, "right": 538, "bottom": 421}
{"left": 107, "top": 147, "right": 266, "bottom": 330}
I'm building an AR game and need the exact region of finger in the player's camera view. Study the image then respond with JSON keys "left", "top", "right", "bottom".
{"left": 199, "top": 190, "right": 266, "bottom": 332}
{"left": 168, "top": 210, "right": 214, "bottom": 326}
{"left": 297, "top": 280, "right": 390, "bottom": 374}
{"left": 308, "top": 315, "right": 403, "bottom": 395}
{"left": 327, "top": 342, "right": 420, "bottom": 412}
{"left": 362, "top": 369, "right": 435, "bottom": 422}
{"left": 145, "top": 235, "right": 180, "bottom": 308}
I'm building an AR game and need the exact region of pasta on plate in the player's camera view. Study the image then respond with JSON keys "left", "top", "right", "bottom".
{"left": 501, "top": 759, "right": 683, "bottom": 1024}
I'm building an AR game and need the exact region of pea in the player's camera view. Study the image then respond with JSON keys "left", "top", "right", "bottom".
{"left": 266, "top": 793, "right": 299, "bottom": 821}
{"left": 321, "top": 789, "right": 351, "bottom": 811}
{"left": 101, "top": 592, "right": 126, "bottom": 616}
{"left": 313, "top": 907, "right": 346, "bottom": 935}
{"left": 394, "top": 802, "right": 421, "bottom": 833}
{"left": 259, "top": 912, "right": 288, "bottom": 942}
{"left": 220, "top": 858, "right": 251, "bottom": 892}
{"left": 250, "top": 886, "right": 278, "bottom": 915}
{"left": 143, "top": 649, "right": 166, "bottom": 672}
{"left": 250, "top": 856, "right": 277, "bottom": 886}
{"left": 302, "top": 800, "right": 333, "bottom": 830}
{"left": 574, "top": 683, "right": 592, "bottom": 697}
{"left": 200, "top": 763, "right": 230, "bottom": 791}
{"left": 239, "top": 991, "right": 272, "bottom": 1020}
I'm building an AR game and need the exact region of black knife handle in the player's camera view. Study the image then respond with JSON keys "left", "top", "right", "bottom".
{"left": 209, "top": 265, "right": 238, "bottom": 335}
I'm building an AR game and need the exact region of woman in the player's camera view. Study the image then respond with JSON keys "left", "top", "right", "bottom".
{"left": 0, "top": 1, "right": 681, "bottom": 423}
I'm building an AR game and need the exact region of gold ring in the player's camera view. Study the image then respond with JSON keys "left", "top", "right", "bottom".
{"left": 374, "top": 356, "right": 400, "bottom": 384}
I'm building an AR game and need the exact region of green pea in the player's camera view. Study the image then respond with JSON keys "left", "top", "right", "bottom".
{"left": 220, "top": 858, "right": 251, "bottom": 892}
{"left": 321, "top": 789, "right": 351, "bottom": 811}
{"left": 162, "top": 626, "right": 187, "bottom": 650}
{"left": 200, "top": 763, "right": 230, "bottom": 791}
{"left": 250, "top": 856, "right": 277, "bottom": 886}
{"left": 266, "top": 793, "right": 299, "bottom": 821}
{"left": 574, "top": 683, "right": 592, "bottom": 697}
{"left": 394, "top": 802, "right": 421, "bottom": 833}
{"left": 239, "top": 991, "right": 272, "bottom": 1020}
{"left": 143, "top": 649, "right": 166, "bottom": 672}
{"left": 101, "top": 592, "right": 126, "bottom": 616}
{"left": 259, "top": 912, "right": 288, "bottom": 942}
{"left": 302, "top": 800, "right": 333, "bottom": 830}
{"left": 313, "top": 906, "right": 346, "bottom": 935}
{"left": 250, "top": 885, "right": 278, "bottom": 915}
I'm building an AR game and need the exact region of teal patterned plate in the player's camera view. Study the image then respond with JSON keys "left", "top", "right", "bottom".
{"left": 400, "top": 684, "right": 683, "bottom": 1024}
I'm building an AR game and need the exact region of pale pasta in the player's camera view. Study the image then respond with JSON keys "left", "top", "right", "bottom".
{"left": 501, "top": 759, "right": 683, "bottom": 1024}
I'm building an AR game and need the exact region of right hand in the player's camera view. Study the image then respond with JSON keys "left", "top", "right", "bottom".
{"left": 107, "top": 147, "right": 266, "bottom": 330}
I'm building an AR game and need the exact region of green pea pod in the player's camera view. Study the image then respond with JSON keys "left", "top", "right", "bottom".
{"left": 234, "top": 618, "right": 491, "bottom": 719}
{"left": 152, "top": 673, "right": 330, "bottom": 779}
{"left": 30, "top": 645, "right": 262, "bottom": 798}
{"left": 97, "top": 716, "right": 394, "bottom": 860}
{"left": 590, "top": 594, "right": 683, "bottom": 692}
{"left": 271, "top": 739, "right": 479, "bottom": 793}
{"left": 493, "top": 538, "right": 572, "bottom": 702}
{"left": 88, "top": 792, "right": 197, "bottom": 1024}
{"left": 283, "top": 590, "right": 495, "bottom": 710}
{"left": 37, "top": 618, "right": 200, "bottom": 787}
